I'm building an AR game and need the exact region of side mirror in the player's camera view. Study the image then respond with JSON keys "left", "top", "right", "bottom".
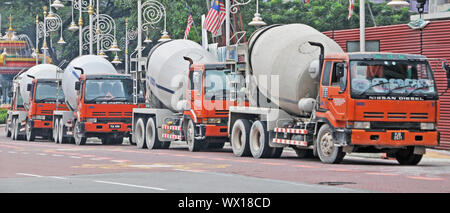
{"left": 442, "top": 62, "right": 450, "bottom": 89}
{"left": 336, "top": 63, "right": 347, "bottom": 93}
{"left": 442, "top": 62, "right": 450, "bottom": 78}
{"left": 75, "top": 82, "right": 81, "bottom": 91}
{"left": 27, "top": 84, "right": 32, "bottom": 91}
{"left": 336, "top": 63, "right": 345, "bottom": 78}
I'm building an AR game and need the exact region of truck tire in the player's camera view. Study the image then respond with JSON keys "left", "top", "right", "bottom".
{"left": 13, "top": 118, "right": 21, "bottom": 140}
{"left": 317, "top": 124, "right": 345, "bottom": 164}
{"left": 146, "top": 117, "right": 162, "bottom": 149}
{"left": 135, "top": 118, "right": 147, "bottom": 149}
{"left": 11, "top": 118, "right": 17, "bottom": 140}
{"left": 53, "top": 118, "right": 59, "bottom": 144}
{"left": 25, "top": 120, "right": 36, "bottom": 142}
{"left": 231, "top": 119, "right": 252, "bottom": 157}
{"left": 395, "top": 147, "right": 423, "bottom": 165}
{"left": 293, "top": 148, "right": 314, "bottom": 158}
{"left": 5, "top": 120, "right": 11, "bottom": 138}
{"left": 186, "top": 119, "right": 205, "bottom": 152}
{"left": 207, "top": 142, "right": 225, "bottom": 149}
{"left": 74, "top": 121, "right": 87, "bottom": 145}
{"left": 249, "top": 120, "right": 274, "bottom": 158}
{"left": 59, "top": 119, "right": 69, "bottom": 144}
{"left": 271, "top": 147, "right": 283, "bottom": 158}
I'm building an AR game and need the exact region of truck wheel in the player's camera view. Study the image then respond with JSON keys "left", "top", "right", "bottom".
{"left": 13, "top": 118, "right": 21, "bottom": 140}
{"left": 231, "top": 119, "right": 252, "bottom": 157}
{"left": 115, "top": 136, "right": 124, "bottom": 145}
{"left": 53, "top": 119, "right": 59, "bottom": 144}
{"left": 146, "top": 117, "right": 162, "bottom": 149}
{"left": 207, "top": 142, "right": 225, "bottom": 149}
{"left": 135, "top": 118, "right": 147, "bottom": 149}
{"left": 317, "top": 124, "right": 345, "bottom": 164}
{"left": 5, "top": 120, "right": 11, "bottom": 138}
{"left": 249, "top": 120, "right": 273, "bottom": 158}
{"left": 271, "top": 147, "right": 284, "bottom": 158}
{"left": 11, "top": 118, "right": 17, "bottom": 140}
{"left": 186, "top": 119, "right": 204, "bottom": 152}
{"left": 74, "top": 121, "right": 87, "bottom": 145}
{"left": 58, "top": 119, "right": 66, "bottom": 144}
{"left": 395, "top": 147, "right": 423, "bottom": 165}
{"left": 26, "top": 120, "right": 36, "bottom": 142}
{"left": 293, "top": 148, "right": 314, "bottom": 158}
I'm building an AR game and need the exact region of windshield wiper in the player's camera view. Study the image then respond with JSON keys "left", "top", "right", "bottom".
{"left": 385, "top": 85, "right": 411, "bottom": 96}
{"left": 357, "top": 81, "right": 389, "bottom": 96}
{"left": 86, "top": 96, "right": 110, "bottom": 102}
{"left": 37, "top": 97, "right": 57, "bottom": 103}
{"left": 107, "top": 97, "right": 131, "bottom": 102}
{"left": 86, "top": 96, "right": 131, "bottom": 103}
{"left": 406, "top": 85, "right": 431, "bottom": 97}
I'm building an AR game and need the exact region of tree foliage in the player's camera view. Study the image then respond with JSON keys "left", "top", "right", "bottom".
{"left": 0, "top": 0, "right": 413, "bottom": 69}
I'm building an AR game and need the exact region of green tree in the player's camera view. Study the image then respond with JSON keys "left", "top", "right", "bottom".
{"left": 0, "top": 0, "right": 412, "bottom": 69}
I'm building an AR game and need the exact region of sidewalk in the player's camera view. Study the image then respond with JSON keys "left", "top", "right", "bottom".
{"left": 425, "top": 148, "right": 450, "bottom": 159}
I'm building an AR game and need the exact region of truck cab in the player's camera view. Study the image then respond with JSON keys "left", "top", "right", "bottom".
{"left": 72, "top": 73, "right": 137, "bottom": 145}
{"left": 25, "top": 78, "right": 67, "bottom": 141}
{"left": 183, "top": 63, "right": 237, "bottom": 150}
{"left": 315, "top": 52, "right": 443, "bottom": 164}
{"left": 6, "top": 83, "right": 26, "bottom": 140}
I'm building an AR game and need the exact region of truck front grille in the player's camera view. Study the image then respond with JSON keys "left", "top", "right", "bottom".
{"left": 364, "top": 112, "right": 429, "bottom": 120}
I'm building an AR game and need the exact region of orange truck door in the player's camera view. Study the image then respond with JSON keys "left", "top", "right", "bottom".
{"left": 320, "top": 62, "right": 348, "bottom": 120}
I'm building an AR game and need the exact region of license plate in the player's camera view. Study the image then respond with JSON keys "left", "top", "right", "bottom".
{"left": 391, "top": 132, "right": 404, "bottom": 141}
{"left": 109, "top": 124, "right": 121, "bottom": 129}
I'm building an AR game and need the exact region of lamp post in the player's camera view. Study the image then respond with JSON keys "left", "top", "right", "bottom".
{"left": 136, "top": 0, "right": 170, "bottom": 72}
{"left": 226, "top": 0, "right": 266, "bottom": 47}
{"left": 360, "top": 0, "right": 410, "bottom": 52}
{"left": 121, "top": 18, "right": 138, "bottom": 74}
{"left": 360, "top": 0, "right": 365, "bottom": 52}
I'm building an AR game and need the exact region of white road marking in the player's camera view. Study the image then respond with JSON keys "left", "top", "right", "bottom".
{"left": 16, "top": 173, "right": 43, "bottom": 178}
{"left": 48, "top": 176, "right": 68, "bottom": 180}
{"left": 70, "top": 156, "right": 82, "bottom": 159}
{"left": 8, "top": 151, "right": 16, "bottom": 154}
{"left": 36, "top": 153, "right": 47, "bottom": 156}
{"left": 52, "top": 154, "right": 64, "bottom": 157}
{"left": 93, "top": 180, "right": 167, "bottom": 191}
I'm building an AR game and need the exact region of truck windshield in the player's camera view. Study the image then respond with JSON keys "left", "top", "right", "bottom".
{"left": 204, "top": 69, "right": 231, "bottom": 101}
{"left": 350, "top": 60, "right": 437, "bottom": 99}
{"left": 35, "top": 82, "right": 65, "bottom": 103}
{"left": 84, "top": 79, "right": 133, "bottom": 103}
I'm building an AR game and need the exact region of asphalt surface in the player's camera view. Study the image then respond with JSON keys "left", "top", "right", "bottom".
{"left": 1, "top": 125, "right": 449, "bottom": 193}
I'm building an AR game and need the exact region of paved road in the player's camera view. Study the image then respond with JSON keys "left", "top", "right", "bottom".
{"left": 1, "top": 126, "right": 449, "bottom": 193}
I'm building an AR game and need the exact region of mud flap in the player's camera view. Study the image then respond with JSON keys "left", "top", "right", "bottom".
{"left": 333, "top": 128, "right": 352, "bottom": 147}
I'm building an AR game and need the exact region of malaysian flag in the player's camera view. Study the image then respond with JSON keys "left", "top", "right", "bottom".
{"left": 348, "top": 0, "right": 354, "bottom": 20}
{"left": 203, "top": 0, "right": 226, "bottom": 35}
{"left": 184, "top": 3, "right": 194, "bottom": 40}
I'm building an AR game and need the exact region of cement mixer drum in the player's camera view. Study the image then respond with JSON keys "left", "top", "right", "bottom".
{"left": 248, "top": 24, "right": 344, "bottom": 116}
{"left": 19, "top": 64, "right": 59, "bottom": 110}
{"left": 62, "top": 55, "right": 117, "bottom": 111}
{"left": 146, "top": 39, "right": 218, "bottom": 112}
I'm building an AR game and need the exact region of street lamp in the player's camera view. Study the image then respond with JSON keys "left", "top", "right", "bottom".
{"left": 248, "top": 0, "right": 266, "bottom": 27}
{"left": 227, "top": 0, "right": 266, "bottom": 46}
{"left": 140, "top": 0, "right": 171, "bottom": 44}
{"left": 51, "top": 0, "right": 65, "bottom": 10}
{"left": 68, "top": 0, "right": 79, "bottom": 32}
{"left": 387, "top": 0, "right": 410, "bottom": 8}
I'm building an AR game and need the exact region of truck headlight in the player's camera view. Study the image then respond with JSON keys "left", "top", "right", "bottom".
{"left": 86, "top": 118, "right": 97, "bottom": 123}
{"left": 354, "top": 121, "right": 371, "bottom": 129}
{"left": 207, "top": 118, "right": 222, "bottom": 124}
{"left": 420, "top": 123, "right": 435, "bottom": 130}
